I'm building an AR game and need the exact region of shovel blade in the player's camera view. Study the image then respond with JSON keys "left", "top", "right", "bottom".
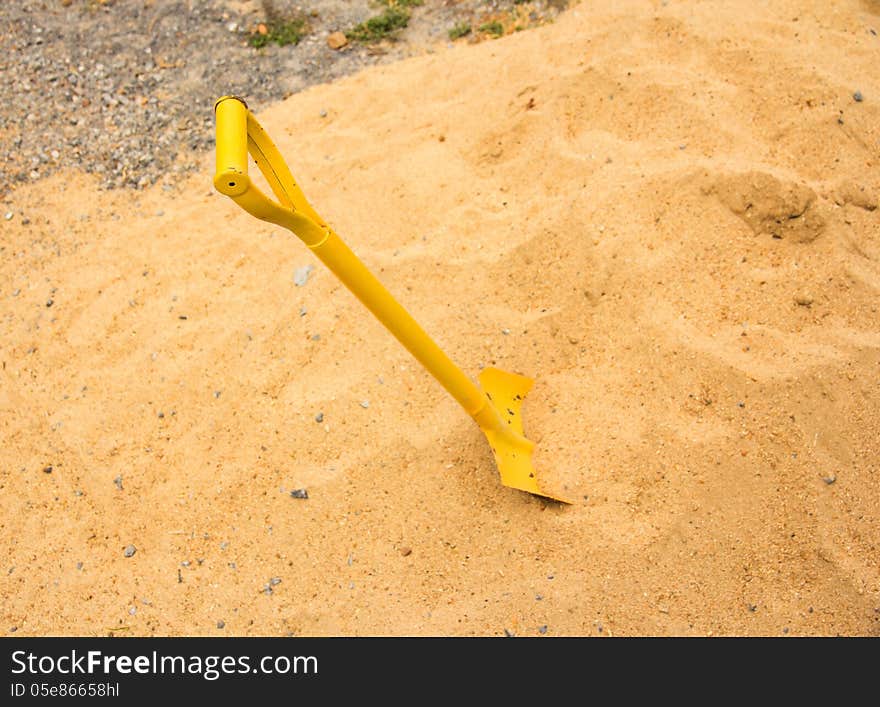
{"left": 477, "top": 367, "right": 570, "bottom": 503}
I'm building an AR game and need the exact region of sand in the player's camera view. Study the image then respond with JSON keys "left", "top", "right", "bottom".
{"left": 1, "top": 0, "right": 879, "bottom": 636}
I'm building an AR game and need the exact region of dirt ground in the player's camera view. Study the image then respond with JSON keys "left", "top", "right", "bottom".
{"left": 1, "top": 0, "right": 879, "bottom": 636}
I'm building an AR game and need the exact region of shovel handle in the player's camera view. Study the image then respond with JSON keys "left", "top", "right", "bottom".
{"left": 212, "top": 95, "right": 493, "bottom": 420}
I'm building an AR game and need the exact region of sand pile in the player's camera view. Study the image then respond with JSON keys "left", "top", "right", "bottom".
{"left": 1, "top": 0, "right": 878, "bottom": 636}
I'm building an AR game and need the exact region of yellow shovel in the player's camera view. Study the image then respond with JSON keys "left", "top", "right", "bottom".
{"left": 213, "top": 96, "right": 568, "bottom": 503}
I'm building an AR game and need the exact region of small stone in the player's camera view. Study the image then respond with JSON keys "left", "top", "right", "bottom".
{"left": 315, "top": 412, "right": 324, "bottom": 423}
{"left": 217, "top": 620, "right": 225, "bottom": 629}
{"left": 157, "top": 411, "right": 164, "bottom": 419}
{"left": 76, "top": 562, "right": 83, "bottom": 570}
{"left": 270, "top": 577, "right": 282, "bottom": 586}
{"left": 794, "top": 295, "right": 813, "bottom": 307}
{"left": 46, "top": 299, "right": 53, "bottom": 308}
{"left": 290, "top": 488, "right": 309, "bottom": 499}
{"left": 504, "top": 628, "right": 515, "bottom": 637}
{"left": 4, "top": 212, "right": 12, "bottom": 220}
{"left": 501, "top": 328, "right": 511, "bottom": 335}
{"left": 853, "top": 90, "right": 863, "bottom": 102}
{"left": 293, "top": 264, "right": 314, "bottom": 287}
{"left": 299, "top": 307, "right": 307, "bottom": 317}
{"left": 129, "top": 607, "right": 137, "bottom": 616}
{"left": 123, "top": 545, "right": 137, "bottom": 558}
{"left": 213, "top": 390, "right": 221, "bottom": 399}
{"left": 538, "top": 625, "right": 548, "bottom": 634}
{"left": 327, "top": 31, "right": 348, "bottom": 50}
{"left": 822, "top": 473, "right": 837, "bottom": 485}
{"left": 319, "top": 109, "right": 328, "bottom": 118}
{"left": 360, "top": 400, "right": 370, "bottom": 409}
{"left": 113, "top": 475, "right": 123, "bottom": 490}
{"left": 399, "top": 547, "right": 412, "bottom": 557}
{"left": 42, "top": 465, "right": 53, "bottom": 474}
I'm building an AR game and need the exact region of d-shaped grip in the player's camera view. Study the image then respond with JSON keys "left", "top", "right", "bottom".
{"left": 212, "top": 96, "right": 329, "bottom": 246}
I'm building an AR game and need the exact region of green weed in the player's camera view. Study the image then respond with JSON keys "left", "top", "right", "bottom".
{"left": 346, "top": 1, "right": 423, "bottom": 43}
{"left": 448, "top": 22, "right": 472, "bottom": 40}
{"left": 478, "top": 21, "right": 504, "bottom": 37}
{"left": 249, "top": 18, "right": 307, "bottom": 48}
{"left": 347, "top": 7, "right": 410, "bottom": 42}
